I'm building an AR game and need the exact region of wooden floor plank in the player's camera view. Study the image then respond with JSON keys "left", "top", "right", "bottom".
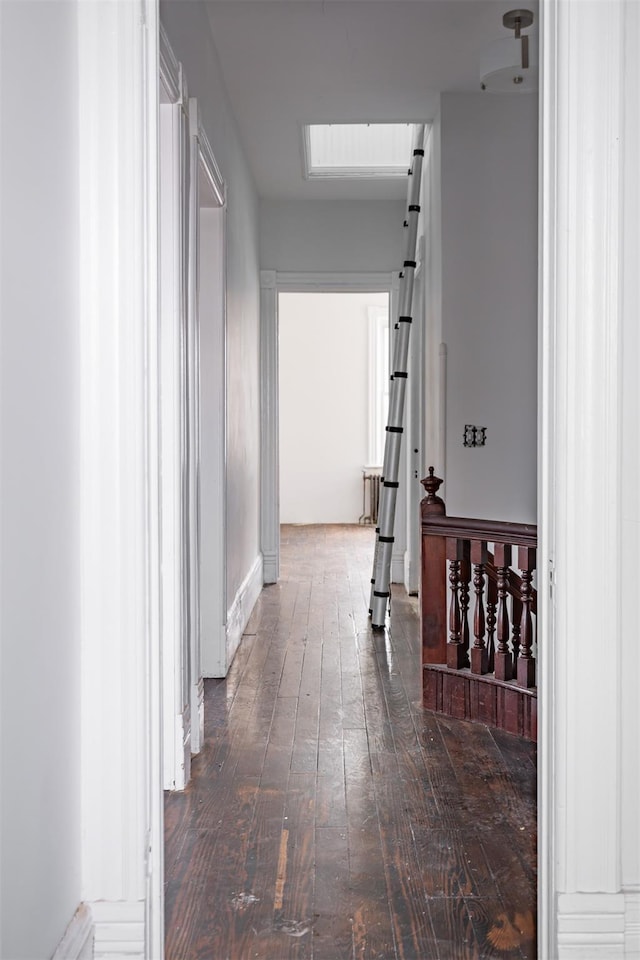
{"left": 165, "top": 524, "right": 537, "bottom": 960}
{"left": 314, "top": 825, "right": 353, "bottom": 959}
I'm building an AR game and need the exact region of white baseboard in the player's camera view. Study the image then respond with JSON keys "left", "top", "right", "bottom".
{"left": 403, "top": 551, "right": 419, "bottom": 596}
{"left": 391, "top": 554, "right": 404, "bottom": 584}
{"left": 90, "top": 901, "right": 145, "bottom": 960}
{"left": 262, "top": 550, "right": 278, "bottom": 585}
{"left": 192, "top": 675, "right": 205, "bottom": 754}
{"left": 51, "top": 904, "right": 94, "bottom": 960}
{"left": 625, "top": 889, "right": 640, "bottom": 958}
{"left": 182, "top": 702, "right": 192, "bottom": 787}
{"left": 557, "top": 892, "right": 626, "bottom": 958}
{"left": 227, "top": 554, "right": 263, "bottom": 665}
{"left": 165, "top": 705, "right": 191, "bottom": 791}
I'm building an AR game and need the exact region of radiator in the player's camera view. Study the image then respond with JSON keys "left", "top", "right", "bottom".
{"left": 359, "top": 472, "right": 381, "bottom": 525}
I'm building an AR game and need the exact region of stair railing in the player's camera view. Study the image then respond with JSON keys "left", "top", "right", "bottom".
{"left": 420, "top": 468, "right": 538, "bottom": 690}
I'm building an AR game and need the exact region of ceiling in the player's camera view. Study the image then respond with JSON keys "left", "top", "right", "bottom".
{"left": 204, "top": 0, "right": 538, "bottom": 200}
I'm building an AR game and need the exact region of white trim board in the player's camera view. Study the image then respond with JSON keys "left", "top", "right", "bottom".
{"left": 90, "top": 901, "right": 145, "bottom": 960}
{"left": 538, "top": 0, "right": 557, "bottom": 951}
{"left": 199, "top": 206, "right": 228, "bottom": 677}
{"left": 159, "top": 98, "right": 191, "bottom": 791}
{"left": 51, "top": 904, "right": 93, "bottom": 960}
{"left": 77, "top": 2, "right": 163, "bottom": 955}
{"left": 557, "top": 893, "right": 626, "bottom": 958}
{"left": 260, "top": 271, "right": 279, "bottom": 584}
{"left": 159, "top": 23, "right": 181, "bottom": 105}
{"left": 277, "top": 271, "right": 394, "bottom": 292}
{"left": 190, "top": 97, "right": 225, "bottom": 207}
{"left": 540, "top": 0, "right": 640, "bottom": 955}
{"left": 227, "top": 554, "right": 264, "bottom": 667}
{"left": 626, "top": 889, "right": 640, "bottom": 959}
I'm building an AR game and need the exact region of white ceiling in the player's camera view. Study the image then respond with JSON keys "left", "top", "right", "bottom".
{"left": 204, "top": 1, "right": 538, "bottom": 200}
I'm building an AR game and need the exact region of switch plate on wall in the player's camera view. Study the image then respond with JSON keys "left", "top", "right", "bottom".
{"left": 463, "top": 425, "right": 487, "bottom": 448}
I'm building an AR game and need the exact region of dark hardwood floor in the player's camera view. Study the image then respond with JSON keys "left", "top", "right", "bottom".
{"left": 165, "top": 524, "right": 537, "bottom": 960}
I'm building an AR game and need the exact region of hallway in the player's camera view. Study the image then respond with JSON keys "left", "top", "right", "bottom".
{"left": 165, "top": 525, "right": 536, "bottom": 959}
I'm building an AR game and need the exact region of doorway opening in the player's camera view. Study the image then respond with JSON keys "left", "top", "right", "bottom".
{"left": 159, "top": 83, "right": 227, "bottom": 793}
{"left": 278, "top": 290, "right": 389, "bottom": 525}
{"left": 262, "top": 271, "right": 423, "bottom": 593}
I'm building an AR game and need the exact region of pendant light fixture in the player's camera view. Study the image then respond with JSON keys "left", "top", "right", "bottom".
{"left": 480, "top": 9, "right": 538, "bottom": 93}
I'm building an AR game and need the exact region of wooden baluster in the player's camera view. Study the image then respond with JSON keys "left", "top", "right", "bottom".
{"left": 511, "top": 594, "right": 522, "bottom": 666}
{"left": 486, "top": 575, "right": 497, "bottom": 674}
{"left": 446, "top": 540, "right": 461, "bottom": 666}
{"left": 470, "top": 540, "right": 489, "bottom": 675}
{"left": 446, "top": 538, "right": 470, "bottom": 669}
{"left": 459, "top": 554, "right": 471, "bottom": 668}
{"left": 517, "top": 546, "right": 536, "bottom": 688}
{"left": 494, "top": 543, "right": 513, "bottom": 681}
{"left": 420, "top": 468, "right": 447, "bottom": 664}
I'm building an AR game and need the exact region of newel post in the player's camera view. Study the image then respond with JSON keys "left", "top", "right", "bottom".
{"left": 420, "top": 467, "right": 447, "bottom": 664}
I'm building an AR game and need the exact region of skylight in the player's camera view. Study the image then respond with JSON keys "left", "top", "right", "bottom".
{"left": 303, "top": 123, "right": 415, "bottom": 180}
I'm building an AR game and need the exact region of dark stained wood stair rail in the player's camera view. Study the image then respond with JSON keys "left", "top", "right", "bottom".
{"left": 420, "top": 468, "right": 538, "bottom": 740}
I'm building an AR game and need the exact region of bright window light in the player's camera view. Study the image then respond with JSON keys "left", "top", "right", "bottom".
{"left": 304, "top": 123, "right": 415, "bottom": 179}
{"left": 368, "top": 303, "right": 390, "bottom": 467}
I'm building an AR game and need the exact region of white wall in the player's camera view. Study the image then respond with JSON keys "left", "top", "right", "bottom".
{"left": 279, "top": 292, "right": 387, "bottom": 524}
{"left": 440, "top": 92, "right": 538, "bottom": 523}
{"left": 161, "top": 2, "right": 262, "bottom": 618}
{"left": 0, "top": 3, "right": 81, "bottom": 957}
{"left": 260, "top": 198, "right": 405, "bottom": 273}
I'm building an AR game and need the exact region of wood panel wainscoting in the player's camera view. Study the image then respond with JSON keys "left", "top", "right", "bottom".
{"left": 421, "top": 470, "right": 538, "bottom": 740}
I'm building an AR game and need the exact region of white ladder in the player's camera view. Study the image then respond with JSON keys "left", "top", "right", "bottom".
{"left": 370, "top": 123, "right": 426, "bottom": 628}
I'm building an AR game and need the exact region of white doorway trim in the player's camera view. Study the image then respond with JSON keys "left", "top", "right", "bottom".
{"left": 159, "top": 48, "right": 228, "bottom": 790}
{"left": 185, "top": 96, "right": 227, "bottom": 748}
{"left": 78, "top": 1, "right": 163, "bottom": 955}
{"left": 260, "top": 270, "right": 416, "bottom": 587}
{"left": 159, "top": 31, "right": 191, "bottom": 793}
{"left": 538, "top": 1, "right": 556, "bottom": 951}
{"left": 260, "top": 270, "right": 279, "bottom": 584}
{"left": 193, "top": 104, "right": 228, "bottom": 680}
{"left": 159, "top": 21, "right": 180, "bottom": 104}
{"left": 539, "top": 1, "right": 640, "bottom": 955}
